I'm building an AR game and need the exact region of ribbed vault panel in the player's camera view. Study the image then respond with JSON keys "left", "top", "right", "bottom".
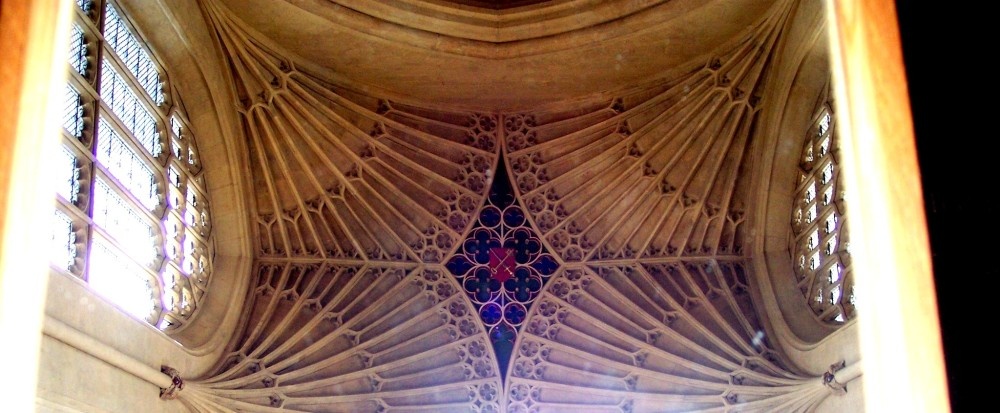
{"left": 503, "top": 5, "right": 787, "bottom": 263}
{"left": 505, "top": 263, "right": 836, "bottom": 412}
{"left": 182, "top": 264, "right": 503, "bottom": 412}
{"left": 205, "top": 0, "right": 499, "bottom": 263}
{"left": 188, "top": 0, "right": 850, "bottom": 411}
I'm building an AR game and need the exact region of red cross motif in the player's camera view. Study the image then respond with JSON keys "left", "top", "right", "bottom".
{"left": 488, "top": 247, "right": 516, "bottom": 283}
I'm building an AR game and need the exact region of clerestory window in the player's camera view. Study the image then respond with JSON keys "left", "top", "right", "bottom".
{"left": 50, "top": 0, "right": 213, "bottom": 331}
{"left": 790, "top": 93, "right": 856, "bottom": 324}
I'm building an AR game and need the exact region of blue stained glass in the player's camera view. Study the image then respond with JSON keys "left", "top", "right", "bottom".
{"left": 490, "top": 323, "right": 516, "bottom": 342}
{"left": 480, "top": 205, "right": 502, "bottom": 228}
{"left": 480, "top": 303, "right": 502, "bottom": 325}
{"left": 490, "top": 323, "right": 516, "bottom": 380}
{"left": 504, "top": 267, "right": 540, "bottom": 302}
{"left": 531, "top": 254, "right": 559, "bottom": 275}
{"left": 503, "top": 303, "right": 527, "bottom": 325}
{"left": 445, "top": 157, "right": 559, "bottom": 374}
{"left": 502, "top": 207, "right": 525, "bottom": 227}
{"left": 445, "top": 254, "right": 475, "bottom": 276}
{"left": 487, "top": 167, "right": 516, "bottom": 209}
{"left": 464, "top": 267, "right": 499, "bottom": 302}
{"left": 505, "top": 227, "right": 540, "bottom": 263}
{"left": 464, "top": 229, "right": 498, "bottom": 265}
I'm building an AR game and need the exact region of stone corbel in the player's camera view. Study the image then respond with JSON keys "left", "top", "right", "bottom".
{"left": 159, "top": 365, "right": 185, "bottom": 400}
{"left": 823, "top": 360, "right": 849, "bottom": 394}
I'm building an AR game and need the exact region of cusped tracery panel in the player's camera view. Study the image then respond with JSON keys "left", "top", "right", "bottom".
{"left": 503, "top": 5, "right": 795, "bottom": 264}
{"left": 447, "top": 162, "right": 561, "bottom": 374}
{"left": 505, "top": 263, "right": 841, "bottom": 412}
{"left": 182, "top": 264, "right": 503, "bottom": 412}
{"left": 204, "top": 0, "right": 498, "bottom": 263}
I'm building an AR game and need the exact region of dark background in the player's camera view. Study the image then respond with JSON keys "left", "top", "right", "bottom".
{"left": 895, "top": 2, "right": 980, "bottom": 410}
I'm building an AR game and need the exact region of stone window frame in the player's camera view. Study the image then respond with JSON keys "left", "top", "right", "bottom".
{"left": 789, "top": 88, "right": 856, "bottom": 324}
{"left": 52, "top": 0, "right": 213, "bottom": 332}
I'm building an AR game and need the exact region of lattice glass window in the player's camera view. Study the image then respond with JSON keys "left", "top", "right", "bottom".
{"left": 62, "top": 85, "right": 85, "bottom": 139}
{"left": 45, "top": 0, "right": 214, "bottom": 333}
{"left": 54, "top": 146, "right": 81, "bottom": 203}
{"left": 50, "top": 211, "right": 77, "bottom": 272}
{"left": 68, "top": 25, "right": 88, "bottom": 76}
{"left": 99, "top": 60, "right": 160, "bottom": 157}
{"left": 103, "top": 4, "right": 163, "bottom": 105}
{"left": 89, "top": 237, "right": 158, "bottom": 321}
{"left": 790, "top": 102, "right": 855, "bottom": 324}
{"left": 92, "top": 178, "right": 157, "bottom": 267}
{"left": 97, "top": 118, "right": 159, "bottom": 210}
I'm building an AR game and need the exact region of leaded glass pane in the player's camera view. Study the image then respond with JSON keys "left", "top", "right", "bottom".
{"left": 171, "top": 137, "right": 183, "bottom": 158}
{"left": 821, "top": 162, "right": 834, "bottom": 185}
{"left": 104, "top": 4, "right": 163, "bottom": 105}
{"left": 54, "top": 146, "right": 80, "bottom": 203}
{"left": 824, "top": 213, "right": 837, "bottom": 234}
{"left": 819, "top": 135, "right": 830, "bottom": 156}
{"left": 50, "top": 210, "right": 76, "bottom": 271}
{"left": 805, "top": 203, "right": 817, "bottom": 223}
{"left": 68, "top": 25, "right": 88, "bottom": 76}
{"left": 804, "top": 181, "right": 815, "bottom": 203}
{"left": 92, "top": 179, "right": 157, "bottom": 267}
{"left": 170, "top": 116, "right": 182, "bottom": 138}
{"left": 100, "top": 60, "right": 160, "bottom": 157}
{"left": 62, "top": 85, "right": 85, "bottom": 139}
{"left": 88, "top": 237, "right": 156, "bottom": 320}
{"left": 184, "top": 187, "right": 199, "bottom": 226}
{"left": 817, "top": 111, "right": 831, "bottom": 136}
{"left": 828, "top": 263, "right": 841, "bottom": 284}
{"left": 97, "top": 118, "right": 159, "bottom": 210}
{"left": 168, "top": 164, "right": 181, "bottom": 188}
{"left": 830, "top": 286, "right": 842, "bottom": 305}
{"left": 182, "top": 233, "right": 199, "bottom": 274}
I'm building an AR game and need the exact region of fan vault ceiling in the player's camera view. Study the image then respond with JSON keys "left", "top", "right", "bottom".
{"left": 172, "top": 0, "right": 849, "bottom": 411}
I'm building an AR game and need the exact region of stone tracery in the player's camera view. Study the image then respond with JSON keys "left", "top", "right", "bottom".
{"left": 174, "top": 0, "right": 856, "bottom": 411}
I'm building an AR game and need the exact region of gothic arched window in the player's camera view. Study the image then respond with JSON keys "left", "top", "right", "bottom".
{"left": 790, "top": 92, "right": 856, "bottom": 324}
{"left": 51, "top": 0, "right": 213, "bottom": 331}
